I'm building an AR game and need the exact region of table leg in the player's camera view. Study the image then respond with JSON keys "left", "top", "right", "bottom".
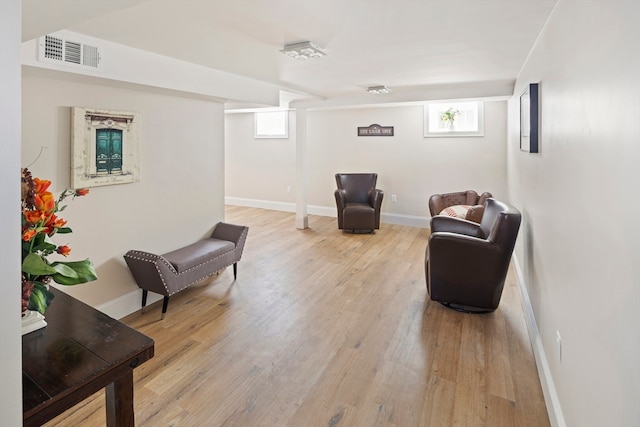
{"left": 105, "top": 370, "right": 135, "bottom": 427}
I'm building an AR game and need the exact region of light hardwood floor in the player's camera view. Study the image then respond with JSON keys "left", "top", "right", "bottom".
{"left": 45, "top": 206, "right": 550, "bottom": 427}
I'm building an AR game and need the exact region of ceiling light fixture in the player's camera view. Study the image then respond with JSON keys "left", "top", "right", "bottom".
{"left": 280, "top": 41, "right": 326, "bottom": 60}
{"left": 367, "top": 85, "right": 391, "bottom": 94}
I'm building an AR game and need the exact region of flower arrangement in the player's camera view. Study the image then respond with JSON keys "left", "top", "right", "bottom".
{"left": 21, "top": 168, "right": 98, "bottom": 314}
{"left": 440, "top": 107, "right": 460, "bottom": 125}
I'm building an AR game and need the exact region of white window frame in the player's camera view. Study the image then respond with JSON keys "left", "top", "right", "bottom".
{"left": 424, "top": 101, "right": 484, "bottom": 137}
{"left": 254, "top": 110, "right": 289, "bottom": 139}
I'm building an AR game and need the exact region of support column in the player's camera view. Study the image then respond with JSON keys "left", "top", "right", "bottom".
{"left": 295, "top": 108, "right": 309, "bottom": 229}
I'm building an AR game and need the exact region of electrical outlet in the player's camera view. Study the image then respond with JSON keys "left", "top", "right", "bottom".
{"left": 287, "top": 186, "right": 292, "bottom": 193}
{"left": 391, "top": 194, "right": 397, "bottom": 203}
{"left": 556, "top": 330, "right": 562, "bottom": 363}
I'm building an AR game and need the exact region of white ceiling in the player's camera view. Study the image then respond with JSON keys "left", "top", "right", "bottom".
{"left": 22, "top": 0, "right": 557, "bottom": 105}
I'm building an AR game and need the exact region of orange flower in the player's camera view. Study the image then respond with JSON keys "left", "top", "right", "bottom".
{"left": 40, "top": 213, "right": 66, "bottom": 235}
{"left": 75, "top": 188, "right": 90, "bottom": 196}
{"left": 24, "top": 210, "right": 46, "bottom": 224}
{"left": 51, "top": 216, "right": 67, "bottom": 229}
{"left": 22, "top": 229, "right": 37, "bottom": 242}
{"left": 35, "top": 191, "right": 55, "bottom": 212}
{"left": 33, "top": 178, "right": 52, "bottom": 195}
{"left": 56, "top": 245, "right": 71, "bottom": 256}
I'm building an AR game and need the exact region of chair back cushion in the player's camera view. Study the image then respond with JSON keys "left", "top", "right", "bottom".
{"left": 479, "top": 198, "right": 505, "bottom": 238}
{"left": 486, "top": 200, "right": 522, "bottom": 253}
{"left": 335, "top": 173, "right": 377, "bottom": 204}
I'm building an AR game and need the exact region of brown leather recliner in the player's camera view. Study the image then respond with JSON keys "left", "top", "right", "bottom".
{"left": 428, "top": 190, "right": 493, "bottom": 223}
{"left": 425, "top": 198, "right": 521, "bottom": 312}
{"left": 334, "top": 173, "right": 384, "bottom": 232}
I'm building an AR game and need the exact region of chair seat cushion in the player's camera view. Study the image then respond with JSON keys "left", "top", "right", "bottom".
{"left": 162, "top": 238, "right": 235, "bottom": 272}
{"left": 344, "top": 202, "right": 375, "bottom": 212}
{"left": 343, "top": 203, "right": 376, "bottom": 230}
{"left": 439, "top": 204, "right": 471, "bottom": 219}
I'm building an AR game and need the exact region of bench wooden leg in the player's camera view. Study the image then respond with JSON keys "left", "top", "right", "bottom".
{"left": 141, "top": 290, "right": 148, "bottom": 314}
{"left": 233, "top": 263, "right": 237, "bottom": 280}
{"left": 161, "top": 296, "right": 170, "bottom": 320}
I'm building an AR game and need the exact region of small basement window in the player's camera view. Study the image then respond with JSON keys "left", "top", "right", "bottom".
{"left": 254, "top": 110, "right": 289, "bottom": 139}
{"left": 424, "top": 101, "right": 484, "bottom": 137}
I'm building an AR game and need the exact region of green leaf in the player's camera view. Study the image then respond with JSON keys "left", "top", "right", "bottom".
{"left": 28, "top": 282, "right": 55, "bottom": 314}
{"left": 31, "top": 241, "right": 56, "bottom": 253}
{"left": 33, "top": 232, "right": 46, "bottom": 244}
{"left": 51, "top": 259, "right": 98, "bottom": 285}
{"left": 56, "top": 227, "right": 73, "bottom": 234}
{"left": 52, "top": 262, "right": 78, "bottom": 279}
{"left": 22, "top": 253, "right": 56, "bottom": 276}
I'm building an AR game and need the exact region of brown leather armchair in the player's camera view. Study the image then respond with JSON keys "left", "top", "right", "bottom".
{"left": 425, "top": 198, "right": 521, "bottom": 312}
{"left": 335, "top": 173, "right": 383, "bottom": 232}
{"left": 428, "top": 190, "right": 493, "bottom": 223}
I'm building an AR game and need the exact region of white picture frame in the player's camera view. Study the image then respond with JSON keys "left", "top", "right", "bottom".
{"left": 71, "top": 107, "right": 140, "bottom": 188}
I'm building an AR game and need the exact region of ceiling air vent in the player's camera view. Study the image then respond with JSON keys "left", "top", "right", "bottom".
{"left": 38, "top": 34, "right": 103, "bottom": 71}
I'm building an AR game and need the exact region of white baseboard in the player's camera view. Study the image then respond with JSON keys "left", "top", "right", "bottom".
{"left": 225, "top": 197, "right": 297, "bottom": 213}
{"left": 512, "top": 254, "right": 566, "bottom": 427}
{"left": 225, "top": 197, "right": 429, "bottom": 228}
{"left": 380, "top": 212, "right": 429, "bottom": 228}
{"left": 96, "top": 288, "right": 163, "bottom": 320}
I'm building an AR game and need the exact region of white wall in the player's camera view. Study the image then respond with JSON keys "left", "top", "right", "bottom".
{"left": 225, "top": 111, "right": 297, "bottom": 205}
{"left": 22, "top": 73, "right": 226, "bottom": 314}
{"left": 0, "top": 1, "right": 24, "bottom": 425}
{"left": 226, "top": 101, "right": 508, "bottom": 226}
{"left": 508, "top": 2, "right": 640, "bottom": 426}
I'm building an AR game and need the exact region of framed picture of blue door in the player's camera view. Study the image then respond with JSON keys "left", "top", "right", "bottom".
{"left": 72, "top": 107, "right": 140, "bottom": 188}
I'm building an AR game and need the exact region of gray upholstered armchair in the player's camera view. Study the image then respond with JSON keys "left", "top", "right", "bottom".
{"left": 334, "top": 173, "right": 383, "bottom": 232}
{"left": 425, "top": 198, "right": 521, "bottom": 312}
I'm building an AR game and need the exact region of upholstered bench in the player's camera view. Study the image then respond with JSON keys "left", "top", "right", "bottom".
{"left": 124, "top": 222, "right": 248, "bottom": 319}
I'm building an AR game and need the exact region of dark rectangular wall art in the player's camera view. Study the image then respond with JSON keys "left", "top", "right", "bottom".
{"left": 520, "top": 83, "right": 539, "bottom": 153}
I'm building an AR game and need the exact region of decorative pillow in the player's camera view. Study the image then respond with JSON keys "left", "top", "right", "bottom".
{"left": 439, "top": 205, "right": 471, "bottom": 219}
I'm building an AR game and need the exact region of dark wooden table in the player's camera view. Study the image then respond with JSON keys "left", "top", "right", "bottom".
{"left": 22, "top": 287, "right": 154, "bottom": 427}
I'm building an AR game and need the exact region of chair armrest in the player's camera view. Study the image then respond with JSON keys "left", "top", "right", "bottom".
{"left": 428, "top": 194, "right": 445, "bottom": 217}
{"left": 211, "top": 222, "right": 248, "bottom": 245}
{"left": 123, "top": 250, "right": 177, "bottom": 296}
{"left": 369, "top": 188, "right": 384, "bottom": 208}
{"left": 430, "top": 232, "right": 498, "bottom": 254}
{"left": 430, "top": 215, "right": 483, "bottom": 238}
{"left": 478, "top": 192, "right": 493, "bottom": 207}
{"left": 211, "top": 222, "right": 249, "bottom": 261}
{"left": 334, "top": 189, "right": 347, "bottom": 209}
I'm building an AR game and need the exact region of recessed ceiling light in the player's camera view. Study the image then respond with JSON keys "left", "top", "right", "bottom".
{"left": 367, "top": 85, "right": 391, "bottom": 94}
{"left": 280, "top": 41, "right": 326, "bottom": 60}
